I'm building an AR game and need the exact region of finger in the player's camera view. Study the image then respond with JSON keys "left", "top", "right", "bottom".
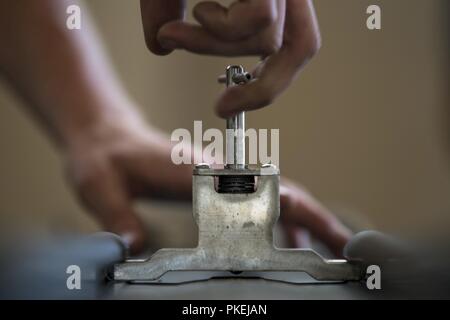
{"left": 216, "top": 49, "right": 299, "bottom": 117}
{"left": 158, "top": 21, "right": 272, "bottom": 56}
{"left": 280, "top": 182, "right": 352, "bottom": 257}
{"left": 283, "top": 224, "right": 311, "bottom": 248}
{"left": 122, "top": 142, "right": 193, "bottom": 201}
{"left": 193, "top": 0, "right": 277, "bottom": 41}
{"left": 75, "top": 161, "right": 147, "bottom": 255}
{"left": 140, "top": 0, "right": 186, "bottom": 55}
{"left": 216, "top": 0, "right": 321, "bottom": 117}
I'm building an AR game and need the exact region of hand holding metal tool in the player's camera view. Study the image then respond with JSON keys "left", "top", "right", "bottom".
{"left": 113, "top": 65, "right": 363, "bottom": 283}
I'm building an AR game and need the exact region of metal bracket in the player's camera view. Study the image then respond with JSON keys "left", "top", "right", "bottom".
{"left": 113, "top": 166, "right": 363, "bottom": 283}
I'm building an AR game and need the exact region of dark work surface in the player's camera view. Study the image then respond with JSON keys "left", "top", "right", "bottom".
{"left": 0, "top": 233, "right": 448, "bottom": 299}
{"left": 109, "top": 279, "right": 375, "bottom": 300}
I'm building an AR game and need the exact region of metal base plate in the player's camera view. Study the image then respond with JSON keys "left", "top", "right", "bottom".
{"left": 114, "top": 168, "right": 362, "bottom": 283}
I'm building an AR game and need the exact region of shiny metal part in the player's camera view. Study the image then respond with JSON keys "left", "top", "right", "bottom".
{"left": 225, "top": 65, "right": 248, "bottom": 170}
{"left": 114, "top": 166, "right": 362, "bottom": 283}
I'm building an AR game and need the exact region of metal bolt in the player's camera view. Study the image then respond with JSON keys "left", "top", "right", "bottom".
{"left": 217, "top": 72, "right": 252, "bottom": 85}
{"left": 223, "top": 65, "right": 250, "bottom": 170}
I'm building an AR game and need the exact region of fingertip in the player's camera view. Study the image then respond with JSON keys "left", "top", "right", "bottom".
{"left": 119, "top": 227, "right": 147, "bottom": 256}
{"left": 147, "top": 41, "right": 175, "bottom": 56}
{"left": 157, "top": 21, "right": 184, "bottom": 51}
{"left": 106, "top": 215, "right": 148, "bottom": 255}
{"left": 327, "top": 222, "right": 353, "bottom": 258}
{"left": 142, "top": 26, "right": 174, "bottom": 55}
{"left": 158, "top": 39, "right": 178, "bottom": 51}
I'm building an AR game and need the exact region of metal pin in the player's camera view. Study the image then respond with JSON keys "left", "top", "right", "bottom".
{"left": 221, "top": 65, "right": 251, "bottom": 170}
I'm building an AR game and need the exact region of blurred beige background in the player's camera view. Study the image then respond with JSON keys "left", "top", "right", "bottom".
{"left": 0, "top": 0, "right": 449, "bottom": 247}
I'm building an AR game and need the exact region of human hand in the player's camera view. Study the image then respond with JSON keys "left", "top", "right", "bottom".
{"left": 280, "top": 179, "right": 352, "bottom": 257}
{"left": 140, "top": 0, "right": 321, "bottom": 117}
{"left": 64, "top": 113, "right": 349, "bottom": 256}
{"left": 61, "top": 105, "right": 348, "bottom": 257}
{"left": 64, "top": 112, "right": 192, "bottom": 255}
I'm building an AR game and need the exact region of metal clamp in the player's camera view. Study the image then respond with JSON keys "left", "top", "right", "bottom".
{"left": 113, "top": 66, "right": 363, "bottom": 284}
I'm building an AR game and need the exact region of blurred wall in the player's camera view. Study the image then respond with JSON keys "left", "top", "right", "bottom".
{"left": 0, "top": 0, "right": 449, "bottom": 244}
